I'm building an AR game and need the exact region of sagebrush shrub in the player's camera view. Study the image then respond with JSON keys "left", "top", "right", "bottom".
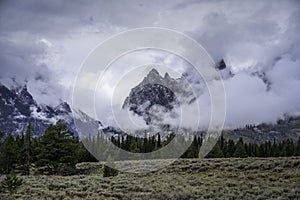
{"left": 1, "top": 171, "right": 23, "bottom": 194}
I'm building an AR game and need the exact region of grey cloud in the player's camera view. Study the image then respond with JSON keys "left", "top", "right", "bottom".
{"left": 0, "top": 0, "right": 299, "bottom": 127}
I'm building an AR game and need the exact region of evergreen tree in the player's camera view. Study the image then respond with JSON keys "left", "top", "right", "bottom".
{"left": 296, "top": 137, "right": 300, "bottom": 156}
{"left": 278, "top": 140, "right": 286, "bottom": 157}
{"left": 121, "top": 135, "right": 125, "bottom": 149}
{"left": 220, "top": 134, "right": 227, "bottom": 156}
{"left": 1, "top": 134, "right": 19, "bottom": 173}
{"left": 183, "top": 136, "right": 198, "bottom": 158}
{"left": 206, "top": 139, "right": 224, "bottom": 158}
{"left": 117, "top": 135, "right": 121, "bottom": 148}
{"left": 157, "top": 133, "right": 161, "bottom": 148}
{"left": 0, "top": 131, "right": 5, "bottom": 172}
{"left": 227, "top": 139, "right": 235, "bottom": 157}
{"left": 76, "top": 141, "right": 95, "bottom": 162}
{"left": 129, "top": 136, "right": 139, "bottom": 153}
{"left": 233, "top": 138, "right": 247, "bottom": 158}
{"left": 285, "top": 139, "right": 295, "bottom": 157}
{"left": 143, "top": 133, "right": 148, "bottom": 153}
{"left": 150, "top": 135, "right": 156, "bottom": 152}
{"left": 271, "top": 139, "right": 279, "bottom": 157}
{"left": 35, "top": 121, "right": 79, "bottom": 175}
{"left": 23, "top": 124, "right": 32, "bottom": 175}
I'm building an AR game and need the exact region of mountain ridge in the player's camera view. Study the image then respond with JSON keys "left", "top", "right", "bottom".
{"left": 0, "top": 83, "right": 78, "bottom": 137}
{"left": 0, "top": 79, "right": 299, "bottom": 143}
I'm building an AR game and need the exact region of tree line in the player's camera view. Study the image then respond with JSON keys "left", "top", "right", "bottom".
{"left": 108, "top": 133, "right": 300, "bottom": 159}
{"left": 0, "top": 121, "right": 300, "bottom": 175}
{"left": 205, "top": 135, "right": 300, "bottom": 158}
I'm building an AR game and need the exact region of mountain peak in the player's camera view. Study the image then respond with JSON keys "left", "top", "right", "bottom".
{"left": 164, "top": 72, "right": 171, "bottom": 79}
{"left": 146, "top": 68, "right": 160, "bottom": 80}
{"left": 55, "top": 102, "right": 72, "bottom": 113}
{"left": 123, "top": 69, "right": 196, "bottom": 125}
{"left": 21, "top": 84, "right": 28, "bottom": 91}
{"left": 141, "top": 68, "right": 163, "bottom": 85}
{"left": 16, "top": 84, "right": 36, "bottom": 106}
{"left": 148, "top": 68, "right": 159, "bottom": 75}
{"left": 216, "top": 59, "right": 226, "bottom": 70}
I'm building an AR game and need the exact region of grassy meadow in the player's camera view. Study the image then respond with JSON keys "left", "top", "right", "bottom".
{"left": 0, "top": 157, "right": 299, "bottom": 200}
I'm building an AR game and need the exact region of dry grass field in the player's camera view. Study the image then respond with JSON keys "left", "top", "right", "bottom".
{"left": 1, "top": 157, "right": 299, "bottom": 200}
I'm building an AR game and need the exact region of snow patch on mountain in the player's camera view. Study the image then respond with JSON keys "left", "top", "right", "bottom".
{"left": 0, "top": 83, "right": 77, "bottom": 136}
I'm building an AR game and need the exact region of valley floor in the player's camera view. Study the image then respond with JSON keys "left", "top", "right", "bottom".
{"left": 1, "top": 157, "right": 300, "bottom": 200}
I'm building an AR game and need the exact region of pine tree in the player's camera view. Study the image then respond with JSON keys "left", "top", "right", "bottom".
{"left": 296, "top": 137, "right": 300, "bottom": 156}
{"left": 0, "top": 131, "right": 5, "bottom": 172}
{"left": 264, "top": 141, "right": 272, "bottom": 157}
{"left": 150, "top": 135, "right": 156, "bottom": 152}
{"left": 1, "top": 134, "right": 19, "bottom": 173}
{"left": 220, "top": 134, "right": 227, "bottom": 156}
{"left": 271, "top": 139, "right": 279, "bottom": 157}
{"left": 227, "top": 139, "right": 235, "bottom": 157}
{"left": 206, "top": 139, "right": 224, "bottom": 158}
{"left": 233, "top": 138, "right": 247, "bottom": 158}
{"left": 143, "top": 133, "right": 148, "bottom": 153}
{"left": 23, "top": 124, "right": 32, "bottom": 175}
{"left": 129, "top": 136, "right": 139, "bottom": 153}
{"left": 278, "top": 140, "right": 286, "bottom": 157}
{"left": 285, "top": 139, "right": 295, "bottom": 157}
{"left": 121, "top": 135, "right": 125, "bottom": 149}
{"left": 157, "top": 133, "right": 161, "bottom": 148}
{"left": 35, "top": 121, "right": 79, "bottom": 175}
{"left": 184, "top": 136, "right": 198, "bottom": 158}
{"left": 117, "top": 135, "right": 121, "bottom": 148}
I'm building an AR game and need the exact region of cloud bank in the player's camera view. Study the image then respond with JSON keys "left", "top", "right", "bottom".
{"left": 0, "top": 0, "right": 299, "bottom": 128}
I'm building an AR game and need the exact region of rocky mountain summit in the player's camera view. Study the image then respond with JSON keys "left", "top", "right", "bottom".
{"left": 0, "top": 83, "right": 76, "bottom": 136}
{"left": 122, "top": 68, "right": 195, "bottom": 124}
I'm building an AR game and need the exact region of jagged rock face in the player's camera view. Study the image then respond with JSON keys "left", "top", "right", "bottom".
{"left": 129, "top": 84, "right": 176, "bottom": 111}
{"left": 128, "top": 83, "right": 177, "bottom": 124}
{"left": 0, "top": 84, "right": 35, "bottom": 119}
{"left": 122, "top": 68, "right": 195, "bottom": 125}
{"left": 0, "top": 84, "right": 75, "bottom": 137}
{"left": 216, "top": 59, "right": 226, "bottom": 70}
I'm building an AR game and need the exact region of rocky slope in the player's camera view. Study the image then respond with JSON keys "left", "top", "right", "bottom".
{"left": 224, "top": 116, "right": 300, "bottom": 143}
{"left": 0, "top": 83, "right": 76, "bottom": 136}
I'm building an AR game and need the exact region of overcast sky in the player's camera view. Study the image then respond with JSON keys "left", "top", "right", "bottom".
{"left": 0, "top": 0, "right": 300, "bottom": 128}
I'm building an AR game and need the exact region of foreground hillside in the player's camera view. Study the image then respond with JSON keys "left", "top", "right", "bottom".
{"left": 1, "top": 157, "right": 299, "bottom": 200}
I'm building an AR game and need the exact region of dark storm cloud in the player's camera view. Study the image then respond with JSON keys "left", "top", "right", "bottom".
{"left": 0, "top": 0, "right": 88, "bottom": 37}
